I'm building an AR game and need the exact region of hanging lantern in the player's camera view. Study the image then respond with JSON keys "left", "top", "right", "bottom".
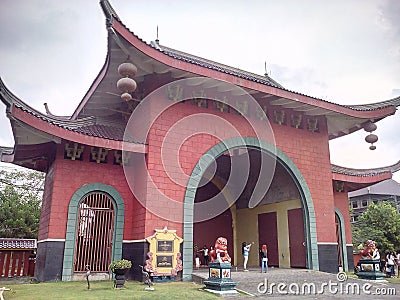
{"left": 363, "top": 121, "right": 377, "bottom": 133}
{"left": 118, "top": 62, "right": 137, "bottom": 78}
{"left": 121, "top": 92, "right": 132, "bottom": 101}
{"left": 365, "top": 133, "right": 378, "bottom": 150}
{"left": 363, "top": 121, "right": 378, "bottom": 150}
{"left": 116, "top": 62, "right": 138, "bottom": 103}
{"left": 365, "top": 134, "right": 378, "bottom": 144}
{"left": 117, "top": 77, "right": 137, "bottom": 93}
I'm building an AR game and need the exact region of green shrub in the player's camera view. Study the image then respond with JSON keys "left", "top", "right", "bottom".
{"left": 109, "top": 259, "right": 132, "bottom": 272}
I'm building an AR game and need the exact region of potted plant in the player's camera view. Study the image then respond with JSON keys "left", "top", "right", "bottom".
{"left": 109, "top": 259, "right": 132, "bottom": 288}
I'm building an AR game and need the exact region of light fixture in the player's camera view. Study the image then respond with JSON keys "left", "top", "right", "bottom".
{"left": 117, "top": 62, "right": 137, "bottom": 101}
{"left": 120, "top": 92, "right": 133, "bottom": 101}
{"left": 117, "top": 77, "right": 137, "bottom": 93}
{"left": 118, "top": 62, "right": 137, "bottom": 77}
{"left": 363, "top": 121, "right": 378, "bottom": 150}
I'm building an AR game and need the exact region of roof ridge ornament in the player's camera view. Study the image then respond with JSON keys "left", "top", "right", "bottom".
{"left": 100, "top": 0, "right": 120, "bottom": 27}
{"left": 43, "top": 103, "right": 70, "bottom": 119}
{"left": 156, "top": 25, "right": 159, "bottom": 44}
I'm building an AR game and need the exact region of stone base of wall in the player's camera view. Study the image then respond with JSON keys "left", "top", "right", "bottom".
{"left": 318, "top": 244, "right": 339, "bottom": 273}
{"left": 346, "top": 245, "right": 354, "bottom": 271}
{"left": 35, "top": 241, "right": 65, "bottom": 282}
{"left": 122, "top": 241, "right": 148, "bottom": 281}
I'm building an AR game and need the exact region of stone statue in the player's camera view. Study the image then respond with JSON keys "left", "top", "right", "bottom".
{"left": 209, "top": 237, "right": 231, "bottom": 263}
{"left": 139, "top": 265, "right": 153, "bottom": 290}
{"left": 360, "top": 240, "right": 380, "bottom": 260}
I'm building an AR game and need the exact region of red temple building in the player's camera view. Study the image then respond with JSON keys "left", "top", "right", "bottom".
{"left": 1, "top": 0, "right": 400, "bottom": 282}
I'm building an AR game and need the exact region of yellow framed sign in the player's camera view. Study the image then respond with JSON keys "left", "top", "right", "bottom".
{"left": 145, "top": 227, "right": 183, "bottom": 276}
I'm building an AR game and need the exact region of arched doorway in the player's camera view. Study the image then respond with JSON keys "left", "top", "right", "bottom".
{"left": 62, "top": 183, "right": 124, "bottom": 281}
{"left": 334, "top": 208, "right": 348, "bottom": 272}
{"left": 73, "top": 192, "right": 115, "bottom": 273}
{"left": 183, "top": 137, "right": 319, "bottom": 280}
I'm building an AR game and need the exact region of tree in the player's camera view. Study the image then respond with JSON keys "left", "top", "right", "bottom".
{"left": 352, "top": 201, "right": 400, "bottom": 255}
{"left": 0, "top": 167, "right": 45, "bottom": 238}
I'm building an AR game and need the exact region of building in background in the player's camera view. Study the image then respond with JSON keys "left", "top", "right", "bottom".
{"left": 349, "top": 178, "right": 400, "bottom": 222}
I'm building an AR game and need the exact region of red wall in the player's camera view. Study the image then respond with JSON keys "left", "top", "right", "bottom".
{"left": 38, "top": 142, "right": 145, "bottom": 241}
{"left": 38, "top": 160, "right": 55, "bottom": 240}
{"left": 333, "top": 189, "right": 353, "bottom": 244}
{"left": 40, "top": 92, "right": 337, "bottom": 244}
{"left": 193, "top": 210, "right": 233, "bottom": 264}
{"left": 144, "top": 97, "right": 336, "bottom": 242}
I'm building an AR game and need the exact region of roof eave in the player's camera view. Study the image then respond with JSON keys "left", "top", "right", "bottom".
{"left": 331, "top": 161, "right": 400, "bottom": 192}
{"left": 11, "top": 106, "right": 147, "bottom": 153}
{"left": 110, "top": 18, "right": 398, "bottom": 122}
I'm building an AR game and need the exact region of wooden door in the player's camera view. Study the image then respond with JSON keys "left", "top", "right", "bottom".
{"left": 258, "top": 212, "right": 278, "bottom": 266}
{"left": 288, "top": 208, "right": 306, "bottom": 267}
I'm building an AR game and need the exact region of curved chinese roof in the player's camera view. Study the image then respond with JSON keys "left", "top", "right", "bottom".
{"left": 0, "top": 0, "right": 399, "bottom": 182}
{"left": 65, "top": 0, "right": 400, "bottom": 141}
{"left": 332, "top": 161, "right": 400, "bottom": 191}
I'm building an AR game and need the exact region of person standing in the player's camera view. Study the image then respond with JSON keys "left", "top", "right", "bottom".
{"left": 260, "top": 244, "right": 268, "bottom": 273}
{"left": 195, "top": 254, "right": 200, "bottom": 270}
{"left": 386, "top": 252, "right": 395, "bottom": 278}
{"left": 242, "top": 241, "right": 254, "bottom": 271}
{"left": 396, "top": 250, "right": 400, "bottom": 278}
{"left": 371, "top": 246, "right": 380, "bottom": 260}
{"left": 199, "top": 245, "right": 209, "bottom": 266}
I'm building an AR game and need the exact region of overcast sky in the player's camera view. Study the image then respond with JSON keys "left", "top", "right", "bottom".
{"left": 0, "top": 0, "right": 399, "bottom": 181}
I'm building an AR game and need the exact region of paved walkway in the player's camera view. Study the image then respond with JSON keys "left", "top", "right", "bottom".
{"left": 192, "top": 267, "right": 399, "bottom": 299}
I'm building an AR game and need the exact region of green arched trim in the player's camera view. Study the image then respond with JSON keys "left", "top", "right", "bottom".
{"left": 182, "top": 137, "right": 319, "bottom": 280}
{"left": 335, "top": 207, "right": 349, "bottom": 272}
{"left": 62, "top": 183, "right": 125, "bottom": 281}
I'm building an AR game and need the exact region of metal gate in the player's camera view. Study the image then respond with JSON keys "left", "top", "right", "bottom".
{"left": 74, "top": 192, "right": 115, "bottom": 273}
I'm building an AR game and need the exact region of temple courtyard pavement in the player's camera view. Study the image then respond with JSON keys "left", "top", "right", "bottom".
{"left": 192, "top": 267, "right": 399, "bottom": 299}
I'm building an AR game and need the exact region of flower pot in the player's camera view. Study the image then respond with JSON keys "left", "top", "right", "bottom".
{"left": 113, "top": 268, "right": 129, "bottom": 288}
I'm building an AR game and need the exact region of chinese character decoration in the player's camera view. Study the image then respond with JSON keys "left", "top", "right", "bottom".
{"left": 90, "top": 147, "right": 108, "bottom": 164}
{"left": 273, "top": 110, "right": 286, "bottom": 125}
{"left": 307, "top": 118, "right": 319, "bottom": 132}
{"left": 255, "top": 105, "right": 268, "bottom": 121}
{"left": 191, "top": 90, "right": 207, "bottom": 108}
{"left": 64, "top": 142, "right": 85, "bottom": 161}
{"left": 235, "top": 100, "right": 248, "bottom": 116}
{"left": 214, "top": 96, "right": 230, "bottom": 113}
{"left": 166, "top": 84, "right": 183, "bottom": 102}
{"left": 291, "top": 114, "right": 302, "bottom": 129}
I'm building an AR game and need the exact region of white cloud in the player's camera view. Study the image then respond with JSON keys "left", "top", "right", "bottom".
{"left": 0, "top": 0, "right": 399, "bottom": 180}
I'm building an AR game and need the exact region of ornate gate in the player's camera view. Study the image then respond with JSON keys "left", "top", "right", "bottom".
{"left": 74, "top": 192, "right": 115, "bottom": 273}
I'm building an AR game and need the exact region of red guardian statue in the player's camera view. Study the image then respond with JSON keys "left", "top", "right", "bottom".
{"left": 360, "top": 240, "right": 380, "bottom": 260}
{"left": 209, "top": 237, "right": 232, "bottom": 263}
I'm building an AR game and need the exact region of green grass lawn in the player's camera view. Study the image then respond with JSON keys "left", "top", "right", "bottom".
{"left": 0, "top": 280, "right": 219, "bottom": 300}
{"left": 346, "top": 272, "right": 400, "bottom": 284}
